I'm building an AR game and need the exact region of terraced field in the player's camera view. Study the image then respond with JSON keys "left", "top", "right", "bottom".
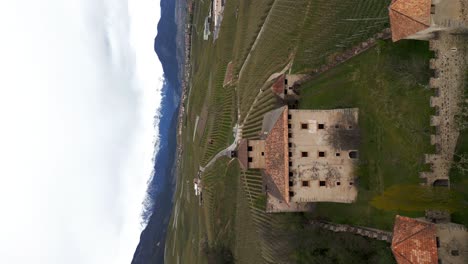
{"left": 241, "top": 89, "right": 280, "bottom": 139}
{"left": 231, "top": 0, "right": 275, "bottom": 75}
{"left": 236, "top": 0, "right": 391, "bottom": 122}
{"left": 293, "top": 0, "right": 391, "bottom": 72}
{"left": 237, "top": 0, "right": 311, "bottom": 122}
{"left": 164, "top": 0, "right": 445, "bottom": 263}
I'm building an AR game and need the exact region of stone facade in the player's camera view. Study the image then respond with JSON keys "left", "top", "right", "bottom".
{"left": 238, "top": 106, "right": 360, "bottom": 213}
{"left": 288, "top": 109, "right": 359, "bottom": 204}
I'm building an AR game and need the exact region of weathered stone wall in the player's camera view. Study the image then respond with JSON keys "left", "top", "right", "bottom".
{"left": 419, "top": 30, "right": 467, "bottom": 186}
{"left": 310, "top": 220, "right": 393, "bottom": 243}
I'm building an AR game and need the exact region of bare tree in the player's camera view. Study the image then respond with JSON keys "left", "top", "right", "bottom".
{"left": 453, "top": 153, "right": 468, "bottom": 174}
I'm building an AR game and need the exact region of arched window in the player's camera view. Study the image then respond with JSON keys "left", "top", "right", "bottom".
{"left": 349, "top": 151, "right": 358, "bottom": 159}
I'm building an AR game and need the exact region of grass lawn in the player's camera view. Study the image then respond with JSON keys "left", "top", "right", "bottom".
{"left": 292, "top": 227, "right": 395, "bottom": 264}
{"left": 450, "top": 73, "right": 468, "bottom": 226}
{"left": 298, "top": 40, "right": 435, "bottom": 230}
{"left": 451, "top": 131, "right": 468, "bottom": 226}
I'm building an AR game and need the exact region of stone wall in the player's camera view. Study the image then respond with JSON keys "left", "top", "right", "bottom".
{"left": 310, "top": 220, "right": 393, "bottom": 243}
{"left": 419, "top": 30, "right": 467, "bottom": 186}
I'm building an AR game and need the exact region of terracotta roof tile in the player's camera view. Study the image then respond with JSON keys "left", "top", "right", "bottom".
{"left": 391, "top": 215, "right": 438, "bottom": 264}
{"left": 389, "top": 0, "right": 431, "bottom": 41}
{"left": 237, "top": 139, "right": 248, "bottom": 170}
{"left": 271, "top": 74, "right": 285, "bottom": 95}
{"left": 265, "top": 107, "right": 289, "bottom": 203}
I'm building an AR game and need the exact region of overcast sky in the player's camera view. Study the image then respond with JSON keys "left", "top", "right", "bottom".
{"left": 0, "top": 0, "right": 163, "bottom": 263}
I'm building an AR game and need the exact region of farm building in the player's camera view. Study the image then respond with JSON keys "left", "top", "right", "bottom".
{"left": 270, "top": 74, "right": 308, "bottom": 100}
{"left": 391, "top": 215, "right": 468, "bottom": 264}
{"left": 238, "top": 106, "right": 360, "bottom": 213}
{"left": 389, "top": 0, "right": 468, "bottom": 42}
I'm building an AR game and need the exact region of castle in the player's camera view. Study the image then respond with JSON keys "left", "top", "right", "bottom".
{"left": 238, "top": 106, "right": 360, "bottom": 212}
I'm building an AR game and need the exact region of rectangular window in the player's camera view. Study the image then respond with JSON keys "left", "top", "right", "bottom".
{"left": 288, "top": 143, "right": 292, "bottom": 148}
{"left": 289, "top": 191, "right": 294, "bottom": 197}
{"left": 335, "top": 152, "right": 341, "bottom": 157}
{"left": 289, "top": 161, "right": 292, "bottom": 167}
{"left": 288, "top": 114, "right": 292, "bottom": 120}
{"left": 288, "top": 133, "right": 292, "bottom": 138}
{"left": 301, "top": 152, "right": 308, "bottom": 157}
{"left": 318, "top": 124, "right": 325, "bottom": 129}
{"left": 289, "top": 172, "right": 293, "bottom": 177}
{"left": 318, "top": 151, "right": 325, "bottom": 157}
{"left": 289, "top": 181, "right": 293, "bottom": 187}
{"left": 436, "top": 237, "right": 440, "bottom": 248}
{"left": 302, "top": 181, "right": 309, "bottom": 187}
{"left": 248, "top": 157, "right": 253, "bottom": 162}
{"left": 288, "top": 124, "right": 292, "bottom": 129}
{"left": 261, "top": 152, "right": 264, "bottom": 156}
{"left": 248, "top": 146, "right": 253, "bottom": 151}
{"left": 319, "top": 181, "right": 326, "bottom": 187}
{"left": 301, "top": 123, "right": 308, "bottom": 129}
{"left": 337, "top": 182, "right": 341, "bottom": 186}
{"left": 289, "top": 152, "right": 292, "bottom": 157}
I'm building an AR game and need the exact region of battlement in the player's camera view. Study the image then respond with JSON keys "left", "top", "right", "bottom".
{"left": 429, "top": 77, "right": 441, "bottom": 89}
{"left": 419, "top": 29, "right": 468, "bottom": 187}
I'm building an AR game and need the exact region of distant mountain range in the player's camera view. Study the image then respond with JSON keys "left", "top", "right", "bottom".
{"left": 131, "top": 0, "right": 183, "bottom": 263}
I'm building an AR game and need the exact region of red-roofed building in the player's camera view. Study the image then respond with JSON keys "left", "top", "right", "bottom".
{"left": 389, "top": 0, "right": 467, "bottom": 42}
{"left": 270, "top": 74, "right": 303, "bottom": 102}
{"left": 391, "top": 215, "right": 468, "bottom": 264}
{"left": 392, "top": 215, "right": 439, "bottom": 264}
{"left": 237, "top": 106, "right": 360, "bottom": 213}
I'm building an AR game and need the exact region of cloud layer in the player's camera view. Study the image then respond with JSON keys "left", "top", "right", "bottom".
{"left": 0, "top": 0, "right": 163, "bottom": 263}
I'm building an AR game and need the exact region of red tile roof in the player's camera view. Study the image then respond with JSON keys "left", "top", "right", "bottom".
{"left": 391, "top": 215, "right": 438, "bottom": 264}
{"left": 264, "top": 107, "right": 289, "bottom": 203}
{"left": 271, "top": 74, "right": 285, "bottom": 95}
{"left": 389, "top": 0, "right": 431, "bottom": 42}
{"left": 237, "top": 139, "right": 248, "bottom": 170}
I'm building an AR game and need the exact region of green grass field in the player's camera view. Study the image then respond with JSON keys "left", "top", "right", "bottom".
{"left": 166, "top": 0, "right": 467, "bottom": 263}
{"left": 298, "top": 40, "right": 434, "bottom": 230}
{"left": 450, "top": 74, "right": 468, "bottom": 226}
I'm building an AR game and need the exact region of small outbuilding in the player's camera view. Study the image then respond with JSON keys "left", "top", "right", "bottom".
{"left": 391, "top": 215, "right": 468, "bottom": 264}
{"left": 389, "top": 0, "right": 467, "bottom": 42}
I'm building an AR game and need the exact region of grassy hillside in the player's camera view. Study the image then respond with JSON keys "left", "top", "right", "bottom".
{"left": 164, "top": 0, "right": 457, "bottom": 263}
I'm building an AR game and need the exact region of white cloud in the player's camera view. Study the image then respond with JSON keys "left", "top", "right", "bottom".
{"left": 0, "top": 0, "right": 163, "bottom": 263}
